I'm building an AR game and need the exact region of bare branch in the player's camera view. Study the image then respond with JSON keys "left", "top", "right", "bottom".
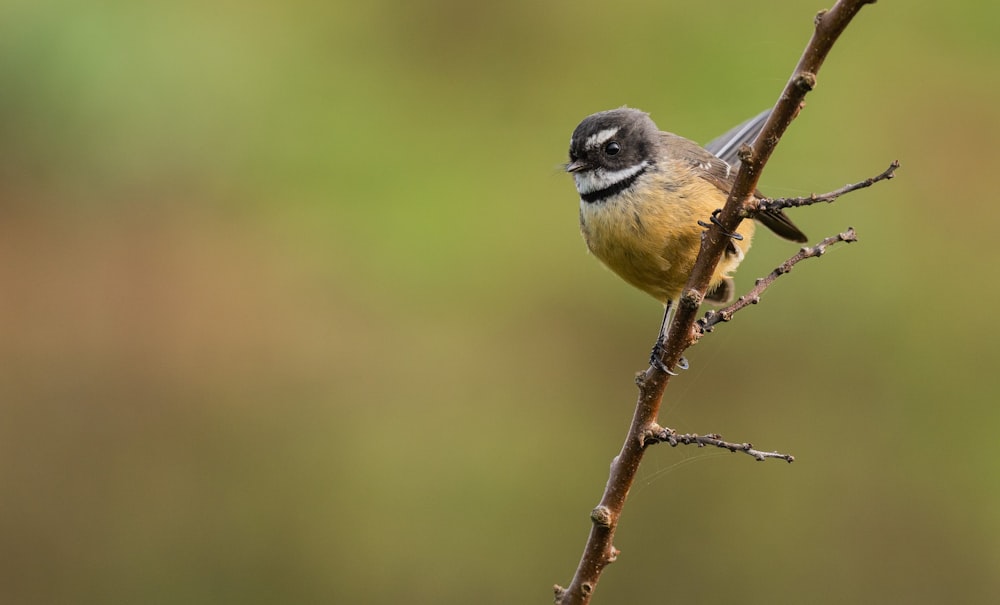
{"left": 756, "top": 160, "right": 899, "bottom": 213}
{"left": 644, "top": 424, "right": 795, "bottom": 463}
{"left": 697, "top": 228, "right": 858, "bottom": 334}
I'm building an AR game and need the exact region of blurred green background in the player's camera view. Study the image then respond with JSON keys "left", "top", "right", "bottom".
{"left": 2, "top": 1, "right": 997, "bottom": 603}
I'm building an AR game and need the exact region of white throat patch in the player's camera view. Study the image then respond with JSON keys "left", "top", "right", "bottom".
{"left": 574, "top": 161, "right": 649, "bottom": 196}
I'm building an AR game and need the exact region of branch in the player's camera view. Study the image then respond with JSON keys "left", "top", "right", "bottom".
{"left": 644, "top": 424, "right": 795, "bottom": 463}
{"left": 756, "top": 160, "right": 899, "bottom": 213}
{"left": 555, "top": 3, "right": 881, "bottom": 604}
{"left": 697, "top": 228, "right": 858, "bottom": 334}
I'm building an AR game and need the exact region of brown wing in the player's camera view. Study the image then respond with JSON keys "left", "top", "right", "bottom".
{"left": 660, "top": 132, "right": 736, "bottom": 193}
{"left": 659, "top": 132, "right": 809, "bottom": 243}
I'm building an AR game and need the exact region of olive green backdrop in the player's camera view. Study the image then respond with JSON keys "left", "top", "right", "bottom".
{"left": 2, "top": 1, "right": 997, "bottom": 603}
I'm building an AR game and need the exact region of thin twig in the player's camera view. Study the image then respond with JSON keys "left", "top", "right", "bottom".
{"left": 644, "top": 424, "right": 795, "bottom": 463}
{"left": 757, "top": 160, "right": 899, "bottom": 213}
{"left": 697, "top": 228, "right": 858, "bottom": 334}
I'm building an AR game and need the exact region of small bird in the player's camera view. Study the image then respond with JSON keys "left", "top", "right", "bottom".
{"left": 565, "top": 107, "right": 807, "bottom": 371}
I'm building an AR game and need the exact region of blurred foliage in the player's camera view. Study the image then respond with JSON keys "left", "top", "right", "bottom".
{"left": 1, "top": 1, "right": 998, "bottom": 603}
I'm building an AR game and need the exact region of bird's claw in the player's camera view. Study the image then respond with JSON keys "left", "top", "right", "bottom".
{"left": 697, "top": 208, "right": 743, "bottom": 241}
{"left": 650, "top": 341, "right": 688, "bottom": 375}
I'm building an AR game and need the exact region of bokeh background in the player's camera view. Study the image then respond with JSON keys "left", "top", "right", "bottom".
{"left": 2, "top": 1, "right": 997, "bottom": 603}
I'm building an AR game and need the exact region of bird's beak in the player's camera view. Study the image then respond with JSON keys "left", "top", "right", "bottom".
{"left": 565, "top": 159, "right": 588, "bottom": 173}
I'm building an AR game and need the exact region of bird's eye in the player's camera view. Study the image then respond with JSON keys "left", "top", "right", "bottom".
{"left": 604, "top": 141, "right": 621, "bottom": 156}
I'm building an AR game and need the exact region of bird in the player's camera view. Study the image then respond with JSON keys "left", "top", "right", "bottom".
{"left": 565, "top": 107, "right": 807, "bottom": 372}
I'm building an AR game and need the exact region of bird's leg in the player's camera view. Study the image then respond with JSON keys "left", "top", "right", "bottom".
{"left": 650, "top": 300, "right": 689, "bottom": 375}
{"left": 697, "top": 208, "right": 744, "bottom": 241}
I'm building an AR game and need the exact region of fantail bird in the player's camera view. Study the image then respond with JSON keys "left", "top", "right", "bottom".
{"left": 565, "top": 107, "right": 807, "bottom": 371}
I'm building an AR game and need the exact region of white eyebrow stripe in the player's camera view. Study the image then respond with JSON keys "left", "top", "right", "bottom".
{"left": 574, "top": 161, "right": 649, "bottom": 195}
{"left": 584, "top": 127, "right": 620, "bottom": 149}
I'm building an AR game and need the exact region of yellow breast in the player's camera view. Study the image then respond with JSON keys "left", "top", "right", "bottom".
{"left": 579, "top": 174, "right": 754, "bottom": 304}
